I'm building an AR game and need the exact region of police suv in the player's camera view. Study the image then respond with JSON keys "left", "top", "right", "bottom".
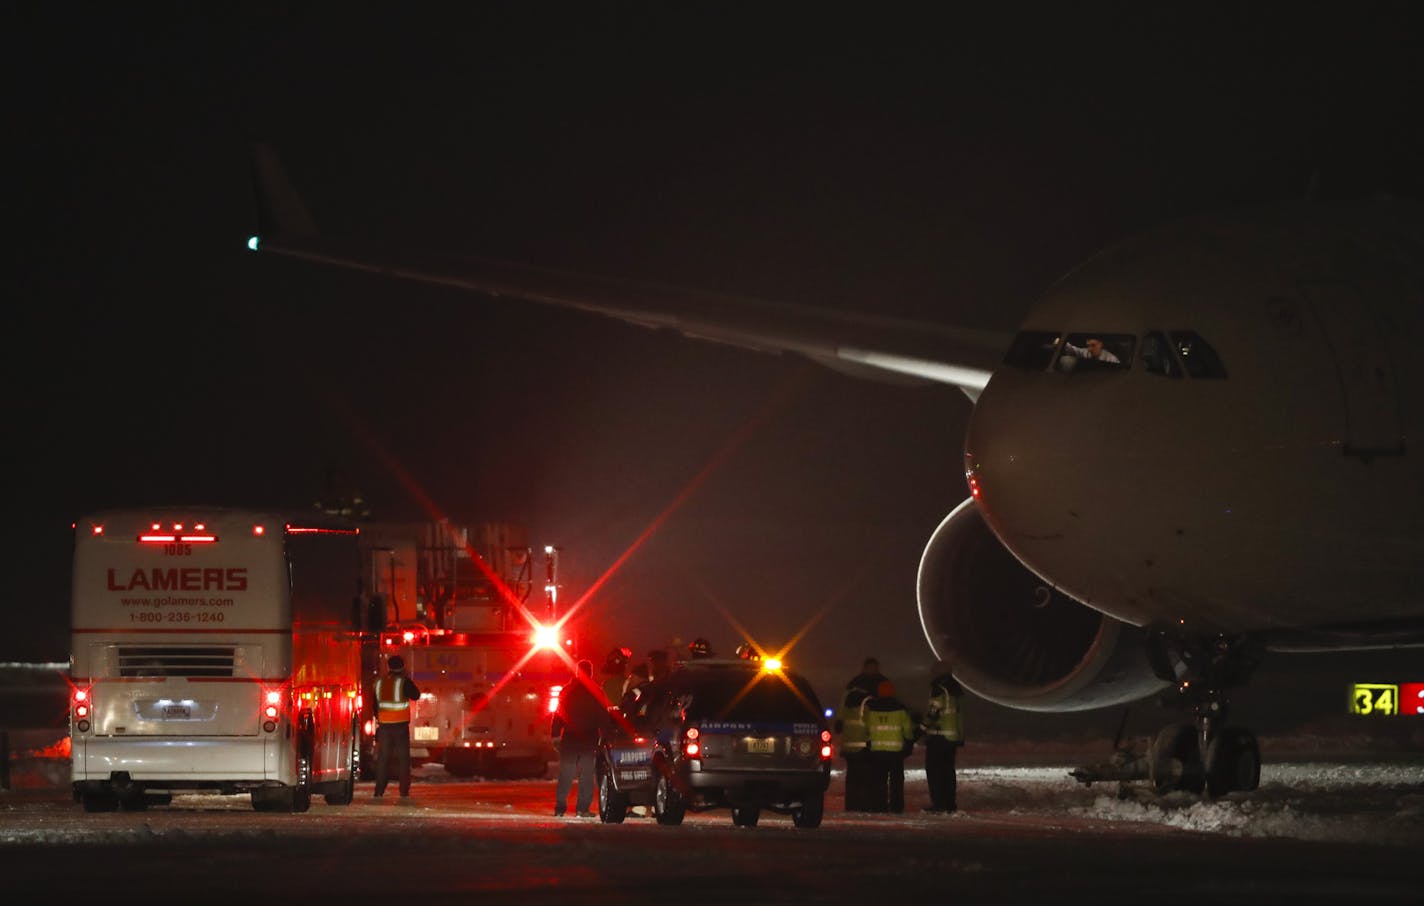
{"left": 596, "top": 656, "right": 833, "bottom": 828}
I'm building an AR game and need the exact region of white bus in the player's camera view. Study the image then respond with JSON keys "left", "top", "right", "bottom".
{"left": 69, "top": 507, "right": 369, "bottom": 812}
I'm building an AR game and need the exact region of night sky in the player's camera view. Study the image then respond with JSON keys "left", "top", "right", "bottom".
{"left": 10, "top": 7, "right": 1423, "bottom": 729}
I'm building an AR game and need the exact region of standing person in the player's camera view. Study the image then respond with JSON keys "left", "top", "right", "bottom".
{"left": 839, "top": 657, "right": 885, "bottom": 811}
{"left": 551, "top": 659, "right": 608, "bottom": 818}
{"left": 373, "top": 654, "right": 421, "bottom": 799}
{"left": 865, "top": 679, "right": 916, "bottom": 814}
{"left": 600, "top": 646, "right": 631, "bottom": 710}
{"left": 920, "top": 660, "right": 965, "bottom": 813}
{"left": 618, "top": 661, "right": 652, "bottom": 719}
{"left": 647, "top": 648, "right": 672, "bottom": 684}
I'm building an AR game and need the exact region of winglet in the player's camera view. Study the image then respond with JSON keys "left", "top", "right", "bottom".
{"left": 249, "top": 143, "right": 318, "bottom": 241}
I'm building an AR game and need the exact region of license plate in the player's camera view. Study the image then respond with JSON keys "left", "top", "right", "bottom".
{"left": 413, "top": 726, "right": 440, "bottom": 741}
{"left": 747, "top": 737, "right": 776, "bottom": 754}
{"left": 162, "top": 704, "right": 191, "bottom": 719}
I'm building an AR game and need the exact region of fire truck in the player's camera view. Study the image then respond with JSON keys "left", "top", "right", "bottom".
{"left": 358, "top": 520, "right": 575, "bottom": 779}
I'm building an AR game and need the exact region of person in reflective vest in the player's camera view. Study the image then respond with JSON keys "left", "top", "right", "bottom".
{"left": 919, "top": 660, "right": 965, "bottom": 813}
{"left": 373, "top": 654, "right": 421, "bottom": 799}
{"left": 865, "top": 679, "right": 916, "bottom": 813}
{"left": 838, "top": 657, "right": 884, "bottom": 811}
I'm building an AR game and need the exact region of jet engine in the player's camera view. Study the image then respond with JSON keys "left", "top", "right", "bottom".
{"left": 917, "top": 498, "right": 1168, "bottom": 712}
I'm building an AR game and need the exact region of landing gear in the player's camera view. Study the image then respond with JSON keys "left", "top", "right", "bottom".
{"left": 1148, "top": 630, "right": 1261, "bottom": 796}
{"left": 1074, "top": 631, "right": 1264, "bottom": 796}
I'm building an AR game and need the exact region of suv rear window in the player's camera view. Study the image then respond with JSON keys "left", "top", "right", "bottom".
{"left": 677, "top": 671, "right": 824, "bottom": 722}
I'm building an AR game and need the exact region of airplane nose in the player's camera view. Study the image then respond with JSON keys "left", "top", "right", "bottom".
{"left": 964, "top": 370, "right": 1070, "bottom": 542}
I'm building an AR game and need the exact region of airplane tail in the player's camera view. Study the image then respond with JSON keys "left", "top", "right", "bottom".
{"left": 250, "top": 143, "right": 318, "bottom": 238}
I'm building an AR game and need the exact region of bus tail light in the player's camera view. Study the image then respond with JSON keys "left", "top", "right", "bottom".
{"left": 73, "top": 687, "right": 91, "bottom": 732}
{"left": 262, "top": 687, "right": 285, "bottom": 732}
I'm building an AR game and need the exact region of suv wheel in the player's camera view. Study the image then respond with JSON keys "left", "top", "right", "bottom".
{"left": 598, "top": 771, "right": 628, "bottom": 824}
{"left": 791, "top": 792, "right": 824, "bottom": 829}
{"left": 654, "top": 774, "right": 686, "bottom": 826}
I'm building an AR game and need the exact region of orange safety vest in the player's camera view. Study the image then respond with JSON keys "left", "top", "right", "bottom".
{"left": 376, "top": 674, "right": 411, "bottom": 723}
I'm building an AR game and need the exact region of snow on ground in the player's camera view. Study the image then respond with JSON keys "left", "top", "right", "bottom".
{"left": 922, "top": 760, "right": 1424, "bottom": 846}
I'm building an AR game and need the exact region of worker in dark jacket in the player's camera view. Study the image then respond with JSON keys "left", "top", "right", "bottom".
{"left": 920, "top": 660, "right": 965, "bottom": 813}
{"left": 551, "top": 659, "right": 609, "bottom": 817}
{"left": 865, "top": 679, "right": 916, "bottom": 813}
{"left": 373, "top": 654, "right": 421, "bottom": 799}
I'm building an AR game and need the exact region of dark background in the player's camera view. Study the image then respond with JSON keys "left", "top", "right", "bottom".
{"left": 8, "top": 5, "right": 1422, "bottom": 737}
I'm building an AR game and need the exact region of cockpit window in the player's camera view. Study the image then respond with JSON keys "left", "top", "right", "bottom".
{"left": 1139, "top": 331, "right": 1183, "bottom": 378}
{"left": 1002, "top": 331, "right": 1061, "bottom": 371}
{"left": 1170, "top": 331, "right": 1227, "bottom": 378}
{"left": 1054, "top": 333, "right": 1134, "bottom": 373}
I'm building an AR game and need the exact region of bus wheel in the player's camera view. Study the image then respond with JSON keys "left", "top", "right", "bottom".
{"left": 324, "top": 729, "right": 359, "bottom": 805}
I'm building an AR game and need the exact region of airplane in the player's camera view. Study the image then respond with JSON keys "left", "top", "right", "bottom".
{"left": 245, "top": 145, "right": 1424, "bottom": 795}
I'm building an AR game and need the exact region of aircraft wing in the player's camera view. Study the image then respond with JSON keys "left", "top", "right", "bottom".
{"left": 248, "top": 145, "right": 1008, "bottom": 402}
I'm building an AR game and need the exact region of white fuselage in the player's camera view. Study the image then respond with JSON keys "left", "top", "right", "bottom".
{"left": 965, "top": 205, "right": 1424, "bottom": 635}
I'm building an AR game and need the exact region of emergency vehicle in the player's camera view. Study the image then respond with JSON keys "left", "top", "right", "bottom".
{"left": 69, "top": 507, "right": 367, "bottom": 812}
{"left": 597, "top": 653, "right": 833, "bottom": 828}
{"left": 358, "top": 520, "right": 572, "bottom": 778}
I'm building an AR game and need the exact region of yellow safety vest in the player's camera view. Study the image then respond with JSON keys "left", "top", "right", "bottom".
{"left": 376, "top": 674, "right": 411, "bottom": 723}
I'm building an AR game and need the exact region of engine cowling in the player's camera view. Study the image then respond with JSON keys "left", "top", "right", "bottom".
{"left": 917, "top": 498, "right": 1169, "bottom": 712}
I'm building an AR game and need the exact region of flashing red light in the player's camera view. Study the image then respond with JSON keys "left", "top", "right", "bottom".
{"left": 402, "top": 630, "right": 416, "bottom": 644}
{"left": 75, "top": 704, "right": 89, "bottom": 719}
{"left": 253, "top": 525, "right": 265, "bottom": 536}
{"left": 547, "top": 684, "right": 562, "bottom": 714}
{"left": 73, "top": 689, "right": 88, "bottom": 703}
{"left": 532, "top": 624, "right": 559, "bottom": 650}
{"left": 91, "top": 525, "right": 103, "bottom": 536}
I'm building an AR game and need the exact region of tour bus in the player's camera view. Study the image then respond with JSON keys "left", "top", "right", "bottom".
{"left": 69, "top": 507, "right": 370, "bottom": 812}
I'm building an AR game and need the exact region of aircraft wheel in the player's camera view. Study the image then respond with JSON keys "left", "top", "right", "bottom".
{"left": 1205, "top": 726, "right": 1260, "bottom": 796}
{"left": 1149, "top": 723, "right": 1205, "bottom": 795}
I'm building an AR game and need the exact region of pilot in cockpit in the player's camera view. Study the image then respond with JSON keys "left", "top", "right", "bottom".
{"left": 1063, "top": 336, "right": 1121, "bottom": 364}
